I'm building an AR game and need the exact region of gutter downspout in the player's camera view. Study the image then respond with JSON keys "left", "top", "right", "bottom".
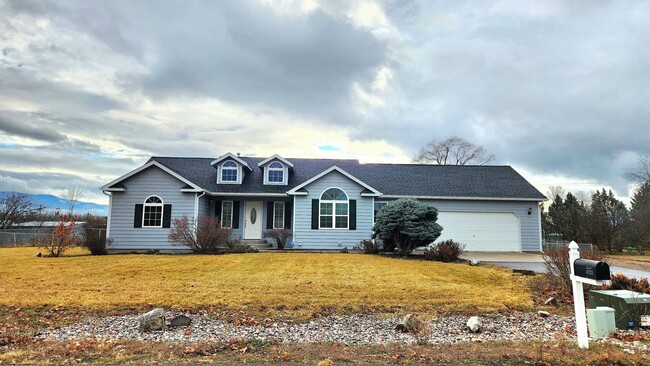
{"left": 194, "top": 191, "right": 206, "bottom": 223}
{"left": 102, "top": 190, "right": 112, "bottom": 240}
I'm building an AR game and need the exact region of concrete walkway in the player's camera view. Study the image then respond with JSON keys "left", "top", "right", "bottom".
{"left": 462, "top": 252, "right": 650, "bottom": 280}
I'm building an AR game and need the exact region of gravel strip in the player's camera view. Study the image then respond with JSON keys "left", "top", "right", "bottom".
{"left": 37, "top": 313, "right": 577, "bottom": 345}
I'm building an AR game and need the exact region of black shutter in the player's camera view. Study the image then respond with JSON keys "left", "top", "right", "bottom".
{"left": 349, "top": 200, "right": 356, "bottom": 230}
{"left": 162, "top": 204, "right": 172, "bottom": 228}
{"left": 311, "top": 199, "right": 319, "bottom": 230}
{"left": 134, "top": 204, "right": 143, "bottom": 228}
{"left": 232, "top": 201, "right": 240, "bottom": 229}
{"left": 284, "top": 201, "right": 292, "bottom": 229}
{"left": 215, "top": 201, "right": 222, "bottom": 219}
{"left": 267, "top": 201, "right": 274, "bottom": 229}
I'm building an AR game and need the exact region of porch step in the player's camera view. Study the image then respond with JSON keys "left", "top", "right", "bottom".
{"left": 239, "top": 239, "right": 272, "bottom": 249}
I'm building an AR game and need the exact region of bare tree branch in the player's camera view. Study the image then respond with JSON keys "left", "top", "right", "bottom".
{"left": 0, "top": 179, "right": 35, "bottom": 229}
{"left": 413, "top": 136, "right": 495, "bottom": 165}
{"left": 625, "top": 154, "right": 650, "bottom": 184}
{"left": 66, "top": 186, "right": 84, "bottom": 216}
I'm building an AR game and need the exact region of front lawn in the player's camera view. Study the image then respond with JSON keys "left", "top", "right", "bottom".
{"left": 0, "top": 247, "right": 531, "bottom": 317}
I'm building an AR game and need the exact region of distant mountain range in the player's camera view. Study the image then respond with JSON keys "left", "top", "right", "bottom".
{"left": 28, "top": 193, "right": 108, "bottom": 216}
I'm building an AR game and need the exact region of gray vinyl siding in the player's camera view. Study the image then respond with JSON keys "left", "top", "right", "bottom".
{"left": 376, "top": 198, "right": 541, "bottom": 252}
{"left": 108, "top": 166, "right": 196, "bottom": 251}
{"left": 198, "top": 195, "right": 209, "bottom": 216}
{"left": 293, "top": 171, "right": 373, "bottom": 249}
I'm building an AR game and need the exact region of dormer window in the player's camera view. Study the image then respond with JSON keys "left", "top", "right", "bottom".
{"left": 267, "top": 162, "right": 284, "bottom": 183}
{"left": 221, "top": 161, "right": 238, "bottom": 182}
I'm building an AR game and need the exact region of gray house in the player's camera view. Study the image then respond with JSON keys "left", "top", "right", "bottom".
{"left": 101, "top": 153, "right": 546, "bottom": 252}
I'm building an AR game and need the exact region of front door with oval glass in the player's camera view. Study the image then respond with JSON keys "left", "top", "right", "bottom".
{"left": 244, "top": 201, "right": 263, "bottom": 239}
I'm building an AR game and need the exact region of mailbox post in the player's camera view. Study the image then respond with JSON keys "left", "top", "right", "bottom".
{"left": 568, "top": 241, "right": 610, "bottom": 349}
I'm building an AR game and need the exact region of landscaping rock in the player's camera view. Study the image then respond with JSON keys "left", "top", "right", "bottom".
{"left": 170, "top": 314, "right": 191, "bottom": 327}
{"left": 469, "top": 259, "right": 480, "bottom": 266}
{"left": 466, "top": 316, "right": 482, "bottom": 333}
{"left": 395, "top": 314, "right": 422, "bottom": 333}
{"left": 543, "top": 297, "right": 557, "bottom": 306}
{"left": 537, "top": 311, "right": 551, "bottom": 318}
{"left": 139, "top": 308, "right": 166, "bottom": 332}
{"left": 33, "top": 252, "right": 41, "bottom": 257}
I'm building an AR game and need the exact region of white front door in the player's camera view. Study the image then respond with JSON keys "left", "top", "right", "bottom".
{"left": 243, "top": 201, "right": 263, "bottom": 239}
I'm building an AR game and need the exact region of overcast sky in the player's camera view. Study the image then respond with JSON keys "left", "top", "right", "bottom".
{"left": 1, "top": 0, "right": 649, "bottom": 205}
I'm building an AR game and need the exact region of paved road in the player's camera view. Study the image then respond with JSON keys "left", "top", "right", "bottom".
{"left": 485, "top": 261, "right": 650, "bottom": 280}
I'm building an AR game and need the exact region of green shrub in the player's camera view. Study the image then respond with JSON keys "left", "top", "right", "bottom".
{"left": 372, "top": 198, "right": 443, "bottom": 257}
{"left": 357, "top": 239, "right": 380, "bottom": 254}
{"left": 225, "top": 240, "right": 259, "bottom": 253}
{"left": 423, "top": 240, "right": 465, "bottom": 262}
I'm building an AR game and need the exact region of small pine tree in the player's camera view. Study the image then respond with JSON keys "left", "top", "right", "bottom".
{"left": 372, "top": 198, "right": 443, "bottom": 257}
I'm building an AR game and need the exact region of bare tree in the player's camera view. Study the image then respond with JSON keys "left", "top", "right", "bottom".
{"left": 0, "top": 180, "right": 35, "bottom": 229}
{"left": 625, "top": 154, "right": 650, "bottom": 184}
{"left": 547, "top": 186, "right": 566, "bottom": 203}
{"left": 66, "top": 186, "right": 84, "bottom": 216}
{"left": 413, "top": 137, "right": 495, "bottom": 165}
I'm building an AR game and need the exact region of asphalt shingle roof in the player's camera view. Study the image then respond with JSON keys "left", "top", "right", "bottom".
{"left": 147, "top": 156, "right": 546, "bottom": 200}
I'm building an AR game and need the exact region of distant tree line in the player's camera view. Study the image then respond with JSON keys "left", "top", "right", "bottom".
{"left": 542, "top": 155, "right": 650, "bottom": 253}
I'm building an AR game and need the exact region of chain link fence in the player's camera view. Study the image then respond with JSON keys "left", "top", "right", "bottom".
{"left": 0, "top": 228, "right": 106, "bottom": 247}
{"left": 542, "top": 241, "right": 593, "bottom": 253}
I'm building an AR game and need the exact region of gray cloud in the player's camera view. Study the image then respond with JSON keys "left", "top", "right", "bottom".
{"left": 0, "top": 113, "right": 67, "bottom": 142}
{"left": 1, "top": 0, "right": 649, "bottom": 203}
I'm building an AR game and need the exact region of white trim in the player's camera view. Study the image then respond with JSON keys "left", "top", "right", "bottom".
{"left": 101, "top": 160, "right": 203, "bottom": 191}
{"left": 264, "top": 161, "right": 288, "bottom": 185}
{"left": 257, "top": 154, "right": 294, "bottom": 168}
{"left": 206, "top": 192, "right": 288, "bottom": 197}
{"left": 380, "top": 195, "right": 545, "bottom": 202}
{"left": 287, "top": 166, "right": 381, "bottom": 196}
{"left": 221, "top": 200, "right": 234, "bottom": 228}
{"left": 292, "top": 195, "right": 296, "bottom": 241}
{"left": 104, "top": 187, "right": 126, "bottom": 192}
{"left": 102, "top": 190, "right": 112, "bottom": 239}
{"left": 210, "top": 152, "right": 252, "bottom": 171}
{"left": 537, "top": 204, "right": 543, "bottom": 252}
{"left": 318, "top": 187, "right": 349, "bottom": 230}
{"left": 273, "top": 201, "right": 285, "bottom": 229}
{"left": 288, "top": 191, "right": 308, "bottom": 196}
{"left": 142, "top": 195, "right": 164, "bottom": 228}
{"left": 194, "top": 192, "right": 206, "bottom": 224}
{"left": 180, "top": 188, "right": 203, "bottom": 193}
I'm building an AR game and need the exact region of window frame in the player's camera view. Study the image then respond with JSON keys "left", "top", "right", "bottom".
{"left": 218, "top": 160, "right": 240, "bottom": 184}
{"left": 273, "top": 201, "right": 285, "bottom": 229}
{"left": 264, "top": 161, "right": 287, "bottom": 185}
{"left": 373, "top": 201, "right": 388, "bottom": 223}
{"left": 142, "top": 195, "right": 164, "bottom": 228}
{"left": 318, "top": 187, "right": 349, "bottom": 230}
{"left": 221, "top": 200, "right": 234, "bottom": 228}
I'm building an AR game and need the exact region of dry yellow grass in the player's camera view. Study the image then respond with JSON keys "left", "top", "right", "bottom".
{"left": 0, "top": 247, "right": 531, "bottom": 315}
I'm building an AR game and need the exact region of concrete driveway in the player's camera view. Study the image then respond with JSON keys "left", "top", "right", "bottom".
{"left": 462, "top": 252, "right": 650, "bottom": 280}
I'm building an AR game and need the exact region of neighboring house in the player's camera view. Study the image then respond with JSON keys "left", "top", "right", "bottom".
{"left": 100, "top": 153, "right": 546, "bottom": 252}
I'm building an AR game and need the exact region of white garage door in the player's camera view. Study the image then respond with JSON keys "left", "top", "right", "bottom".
{"left": 434, "top": 211, "right": 521, "bottom": 252}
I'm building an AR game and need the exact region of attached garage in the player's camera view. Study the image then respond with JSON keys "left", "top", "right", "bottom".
{"left": 435, "top": 211, "right": 522, "bottom": 252}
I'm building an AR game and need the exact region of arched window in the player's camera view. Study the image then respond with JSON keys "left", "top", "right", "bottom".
{"left": 319, "top": 188, "right": 348, "bottom": 229}
{"left": 267, "top": 161, "right": 284, "bottom": 183}
{"left": 221, "top": 160, "right": 238, "bottom": 182}
{"left": 143, "top": 195, "right": 163, "bottom": 227}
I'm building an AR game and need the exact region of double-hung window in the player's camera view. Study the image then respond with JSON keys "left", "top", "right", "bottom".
{"left": 221, "top": 200, "right": 234, "bottom": 228}
{"left": 143, "top": 195, "right": 163, "bottom": 227}
{"left": 221, "top": 161, "right": 238, "bottom": 182}
{"left": 319, "top": 188, "right": 348, "bottom": 229}
{"left": 374, "top": 201, "right": 388, "bottom": 221}
{"left": 273, "top": 201, "right": 285, "bottom": 229}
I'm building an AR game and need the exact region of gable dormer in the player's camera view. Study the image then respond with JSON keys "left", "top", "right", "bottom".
{"left": 258, "top": 154, "right": 294, "bottom": 185}
{"left": 211, "top": 152, "right": 252, "bottom": 185}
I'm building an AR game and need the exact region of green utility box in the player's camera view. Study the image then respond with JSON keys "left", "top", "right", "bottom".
{"left": 589, "top": 290, "right": 650, "bottom": 329}
{"left": 587, "top": 307, "right": 616, "bottom": 338}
